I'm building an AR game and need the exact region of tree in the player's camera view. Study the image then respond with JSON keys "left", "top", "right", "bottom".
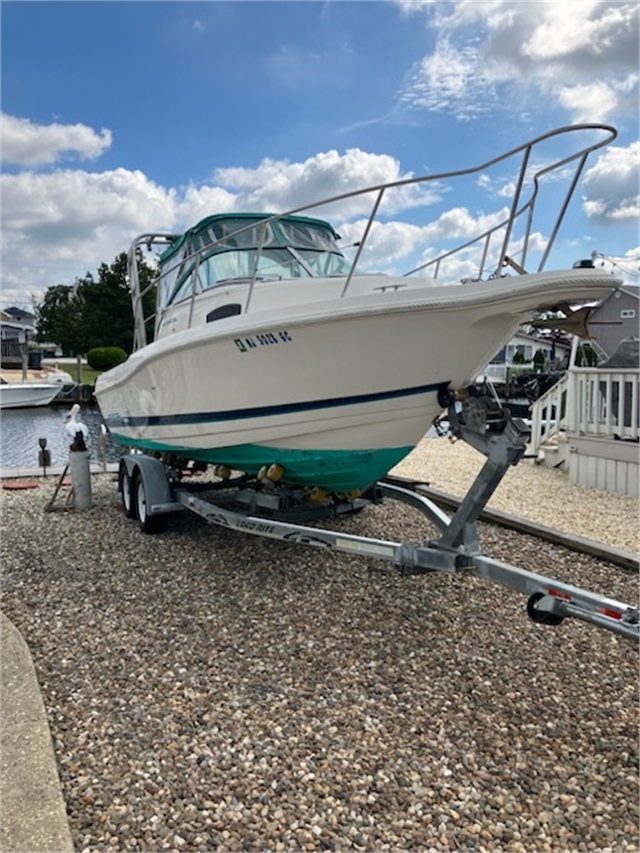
{"left": 533, "top": 348, "right": 546, "bottom": 371}
{"left": 35, "top": 252, "right": 157, "bottom": 355}
{"left": 575, "top": 342, "right": 598, "bottom": 367}
{"left": 78, "top": 254, "right": 137, "bottom": 353}
{"left": 35, "top": 284, "right": 87, "bottom": 355}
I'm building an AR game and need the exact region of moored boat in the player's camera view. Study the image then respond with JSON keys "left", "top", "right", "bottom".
{"left": 0, "top": 380, "right": 61, "bottom": 409}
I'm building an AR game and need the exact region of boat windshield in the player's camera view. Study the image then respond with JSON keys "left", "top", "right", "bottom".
{"left": 157, "top": 214, "right": 348, "bottom": 309}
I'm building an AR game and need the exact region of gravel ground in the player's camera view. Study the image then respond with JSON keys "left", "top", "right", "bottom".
{"left": 1, "top": 441, "right": 638, "bottom": 853}
{"left": 391, "top": 438, "right": 640, "bottom": 554}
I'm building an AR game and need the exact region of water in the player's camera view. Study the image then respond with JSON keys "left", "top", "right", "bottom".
{"left": 0, "top": 404, "right": 124, "bottom": 469}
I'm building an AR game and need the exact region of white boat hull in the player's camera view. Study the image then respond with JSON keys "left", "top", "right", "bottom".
{"left": 96, "top": 270, "right": 618, "bottom": 491}
{"left": 0, "top": 382, "right": 61, "bottom": 409}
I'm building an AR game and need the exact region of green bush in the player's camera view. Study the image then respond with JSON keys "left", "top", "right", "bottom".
{"left": 575, "top": 343, "right": 598, "bottom": 367}
{"left": 533, "top": 349, "right": 546, "bottom": 370}
{"left": 87, "top": 346, "right": 127, "bottom": 371}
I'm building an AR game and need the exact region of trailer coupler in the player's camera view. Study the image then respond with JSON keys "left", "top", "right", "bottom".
{"left": 472, "top": 554, "right": 639, "bottom": 640}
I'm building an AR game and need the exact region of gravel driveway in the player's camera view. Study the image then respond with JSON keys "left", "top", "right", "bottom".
{"left": 1, "top": 440, "right": 638, "bottom": 853}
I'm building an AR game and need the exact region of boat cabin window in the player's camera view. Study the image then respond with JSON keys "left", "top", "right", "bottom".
{"left": 157, "top": 247, "right": 189, "bottom": 307}
{"left": 295, "top": 248, "right": 351, "bottom": 277}
{"left": 199, "top": 248, "right": 310, "bottom": 288}
{"left": 156, "top": 215, "right": 350, "bottom": 309}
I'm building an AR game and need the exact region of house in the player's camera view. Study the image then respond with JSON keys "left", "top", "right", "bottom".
{"left": 492, "top": 331, "right": 571, "bottom": 368}
{"left": 2, "top": 306, "right": 36, "bottom": 326}
{"left": 0, "top": 308, "right": 37, "bottom": 368}
{"left": 479, "top": 331, "right": 571, "bottom": 385}
{"left": 483, "top": 286, "right": 638, "bottom": 381}
{"left": 587, "top": 286, "right": 639, "bottom": 358}
{"left": 516, "top": 287, "right": 639, "bottom": 496}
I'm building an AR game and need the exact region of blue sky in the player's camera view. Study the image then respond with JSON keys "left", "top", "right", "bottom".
{"left": 2, "top": 0, "right": 638, "bottom": 309}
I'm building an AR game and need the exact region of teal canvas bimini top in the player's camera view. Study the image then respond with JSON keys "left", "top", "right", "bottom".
{"left": 159, "top": 212, "right": 341, "bottom": 268}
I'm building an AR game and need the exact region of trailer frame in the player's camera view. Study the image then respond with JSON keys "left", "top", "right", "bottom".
{"left": 116, "top": 395, "right": 639, "bottom": 642}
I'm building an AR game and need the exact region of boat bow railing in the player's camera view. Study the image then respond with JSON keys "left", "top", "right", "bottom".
{"left": 128, "top": 124, "right": 617, "bottom": 350}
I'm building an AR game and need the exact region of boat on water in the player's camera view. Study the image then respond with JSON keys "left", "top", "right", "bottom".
{"left": 95, "top": 124, "right": 623, "bottom": 493}
{"left": 0, "top": 366, "right": 76, "bottom": 409}
{"left": 0, "top": 380, "right": 61, "bottom": 409}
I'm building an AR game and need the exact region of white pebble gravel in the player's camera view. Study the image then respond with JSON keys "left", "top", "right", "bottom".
{"left": 1, "top": 444, "right": 638, "bottom": 853}
{"left": 391, "top": 438, "right": 640, "bottom": 554}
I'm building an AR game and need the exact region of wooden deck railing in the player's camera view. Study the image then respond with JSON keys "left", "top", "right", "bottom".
{"left": 0, "top": 341, "right": 25, "bottom": 367}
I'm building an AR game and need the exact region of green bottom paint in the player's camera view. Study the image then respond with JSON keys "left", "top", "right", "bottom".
{"left": 111, "top": 435, "right": 413, "bottom": 492}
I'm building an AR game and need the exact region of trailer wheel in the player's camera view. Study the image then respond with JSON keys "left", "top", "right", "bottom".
{"left": 526, "top": 592, "right": 564, "bottom": 626}
{"left": 134, "top": 473, "right": 166, "bottom": 534}
{"left": 119, "top": 461, "right": 136, "bottom": 519}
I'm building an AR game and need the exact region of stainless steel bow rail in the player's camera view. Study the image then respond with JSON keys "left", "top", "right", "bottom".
{"left": 117, "top": 393, "right": 639, "bottom": 643}
{"left": 128, "top": 123, "right": 617, "bottom": 350}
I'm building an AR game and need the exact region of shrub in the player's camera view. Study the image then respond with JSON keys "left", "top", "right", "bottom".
{"left": 87, "top": 346, "right": 127, "bottom": 371}
{"left": 575, "top": 343, "right": 598, "bottom": 367}
{"left": 533, "top": 348, "right": 546, "bottom": 370}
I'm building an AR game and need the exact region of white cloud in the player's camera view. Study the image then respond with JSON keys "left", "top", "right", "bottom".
{"left": 582, "top": 142, "right": 640, "bottom": 223}
{"left": 555, "top": 81, "right": 621, "bottom": 124}
{"left": 1, "top": 168, "right": 176, "bottom": 301}
{"left": 337, "top": 219, "right": 425, "bottom": 272}
{"left": 176, "top": 184, "right": 239, "bottom": 226}
{"left": 399, "top": 41, "right": 499, "bottom": 122}
{"left": 396, "top": 0, "right": 639, "bottom": 123}
{"left": 211, "top": 149, "right": 441, "bottom": 219}
{"left": 337, "top": 206, "right": 511, "bottom": 278}
{"left": 1, "top": 114, "right": 112, "bottom": 167}
{"left": 1, "top": 113, "right": 635, "bottom": 307}
{"left": 0, "top": 145, "right": 439, "bottom": 300}
{"left": 521, "top": 1, "right": 636, "bottom": 63}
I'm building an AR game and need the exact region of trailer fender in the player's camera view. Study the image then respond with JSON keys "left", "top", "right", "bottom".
{"left": 119, "top": 454, "right": 182, "bottom": 516}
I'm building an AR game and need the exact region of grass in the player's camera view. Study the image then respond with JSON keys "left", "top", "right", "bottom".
{"left": 79, "top": 367, "right": 102, "bottom": 386}
{"left": 59, "top": 365, "right": 102, "bottom": 386}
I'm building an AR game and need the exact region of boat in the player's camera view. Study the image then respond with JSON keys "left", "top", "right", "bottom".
{"left": 0, "top": 380, "right": 61, "bottom": 409}
{"left": 0, "top": 366, "right": 76, "bottom": 409}
{"left": 0, "top": 366, "right": 75, "bottom": 387}
{"left": 95, "top": 124, "right": 623, "bottom": 493}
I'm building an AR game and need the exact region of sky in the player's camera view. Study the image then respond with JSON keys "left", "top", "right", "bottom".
{"left": 1, "top": 0, "right": 639, "bottom": 310}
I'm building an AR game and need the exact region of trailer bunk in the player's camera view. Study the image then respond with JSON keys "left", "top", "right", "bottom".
{"left": 117, "top": 393, "right": 639, "bottom": 642}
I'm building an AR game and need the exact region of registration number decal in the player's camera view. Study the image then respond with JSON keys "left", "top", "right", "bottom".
{"left": 235, "top": 330, "right": 292, "bottom": 352}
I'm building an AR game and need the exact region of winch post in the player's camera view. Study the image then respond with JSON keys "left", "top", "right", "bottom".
{"left": 436, "top": 404, "right": 530, "bottom": 553}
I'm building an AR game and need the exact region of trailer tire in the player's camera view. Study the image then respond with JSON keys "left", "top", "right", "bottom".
{"left": 134, "top": 472, "right": 166, "bottom": 534}
{"left": 119, "top": 462, "right": 136, "bottom": 519}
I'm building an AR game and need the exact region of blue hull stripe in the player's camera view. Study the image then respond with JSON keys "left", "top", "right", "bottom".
{"left": 106, "top": 380, "right": 449, "bottom": 429}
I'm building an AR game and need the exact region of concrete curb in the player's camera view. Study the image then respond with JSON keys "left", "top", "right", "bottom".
{"left": 1, "top": 613, "right": 74, "bottom": 853}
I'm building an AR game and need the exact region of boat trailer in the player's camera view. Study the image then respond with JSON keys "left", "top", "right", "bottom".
{"left": 117, "top": 394, "right": 639, "bottom": 642}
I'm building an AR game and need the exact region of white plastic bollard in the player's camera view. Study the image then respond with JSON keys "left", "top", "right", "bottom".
{"left": 68, "top": 448, "right": 92, "bottom": 510}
